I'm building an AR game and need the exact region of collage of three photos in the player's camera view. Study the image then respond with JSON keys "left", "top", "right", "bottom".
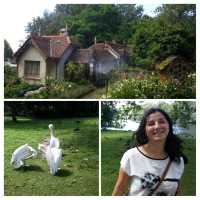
{"left": 3, "top": 3, "right": 196, "bottom": 196}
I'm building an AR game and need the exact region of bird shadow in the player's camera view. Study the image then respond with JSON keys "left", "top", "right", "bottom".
{"left": 16, "top": 165, "right": 44, "bottom": 172}
{"left": 55, "top": 169, "right": 73, "bottom": 177}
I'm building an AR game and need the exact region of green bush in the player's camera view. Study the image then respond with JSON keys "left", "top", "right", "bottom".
{"left": 29, "top": 79, "right": 95, "bottom": 99}
{"left": 4, "top": 65, "right": 19, "bottom": 85}
{"left": 65, "top": 62, "right": 89, "bottom": 82}
{"left": 108, "top": 73, "right": 195, "bottom": 99}
{"left": 4, "top": 64, "right": 94, "bottom": 98}
{"left": 4, "top": 65, "right": 42, "bottom": 98}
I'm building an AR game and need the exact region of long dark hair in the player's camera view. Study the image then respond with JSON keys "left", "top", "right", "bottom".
{"left": 134, "top": 108, "right": 187, "bottom": 164}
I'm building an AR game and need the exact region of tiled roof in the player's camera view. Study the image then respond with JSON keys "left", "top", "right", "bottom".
{"left": 70, "top": 49, "right": 93, "bottom": 63}
{"left": 69, "top": 42, "right": 127, "bottom": 64}
{"left": 38, "top": 35, "right": 71, "bottom": 58}
{"left": 89, "top": 43, "right": 125, "bottom": 57}
{"left": 15, "top": 35, "right": 71, "bottom": 59}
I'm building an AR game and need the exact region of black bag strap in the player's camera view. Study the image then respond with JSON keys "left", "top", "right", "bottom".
{"left": 149, "top": 159, "right": 172, "bottom": 196}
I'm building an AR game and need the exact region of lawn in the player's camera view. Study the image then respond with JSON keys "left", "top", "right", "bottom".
{"left": 101, "top": 130, "right": 196, "bottom": 196}
{"left": 4, "top": 117, "right": 99, "bottom": 196}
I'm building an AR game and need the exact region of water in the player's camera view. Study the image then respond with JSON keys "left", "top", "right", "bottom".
{"left": 106, "top": 120, "right": 188, "bottom": 134}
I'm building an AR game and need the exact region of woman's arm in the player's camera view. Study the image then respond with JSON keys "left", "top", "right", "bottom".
{"left": 112, "top": 168, "right": 130, "bottom": 196}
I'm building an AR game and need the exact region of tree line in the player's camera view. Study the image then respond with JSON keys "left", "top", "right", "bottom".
{"left": 25, "top": 4, "right": 195, "bottom": 68}
{"left": 5, "top": 101, "right": 98, "bottom": 122}
{"left": 101, "top": 101, "right": 196, "bottom": 129}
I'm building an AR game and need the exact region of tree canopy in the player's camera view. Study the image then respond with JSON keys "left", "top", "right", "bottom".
{"left": 25, "top": 4, "right": 196, "bottom": 68}
{"left": 5, "top": 101, "right": 98, "bottom": 121}
{"left": 101, "top": 101, "right": 196, "bottom": 129}
{"left": 4, "top": 40, "right": 13, "bottom": 61}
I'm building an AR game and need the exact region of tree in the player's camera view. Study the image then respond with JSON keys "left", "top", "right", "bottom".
{"left": 4, "top": 40, "right": 13, "bottom": 61}
{"left": 171, "top": 101, "right": 196, "bottom": 128}
{"left": 4, "top": 102, "right": 29, "bottom": 122}
{"left": 119, "top": 101, "right": 142, "bottom": 121}
{"left": 101, "top": 101, "right": 119, "bottom": 128}
{"left": 25, "top": 4, "right": 144, "bottom": 47}
{"left": 4, "top": 102, "right": 98, "bottom": 120}
{"left": 130, "top": 4, "right": 196, "bottom": 67}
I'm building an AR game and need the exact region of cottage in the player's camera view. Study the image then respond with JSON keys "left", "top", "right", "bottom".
{"left": 14, "top": 29, "right": 76, "bottom": 84}
{"left": 14, "top": 29, "right": 128, "bottom": 84}
{"left": 69, "top": 42, "right": 128, "bottom": 80}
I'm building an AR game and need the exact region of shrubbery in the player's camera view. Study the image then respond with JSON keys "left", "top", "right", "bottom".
{"left": 28, "top": 79, "right": 95, "bottom": 99}
{"left": 65, "top": 62, "right": 89, "bottom": 82}
{"left": 108, "top": 73, "right": 195, "bottom": 99}
{"left": 4, "top": 65, "right": 39, "bottom": 98}
{"left": 4, "top": 65, "right": 94, "bottom": 98}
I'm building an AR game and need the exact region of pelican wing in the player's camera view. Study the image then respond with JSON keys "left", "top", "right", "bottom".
{"left": 11, "top": 144, "right": 37, "bottom": 169}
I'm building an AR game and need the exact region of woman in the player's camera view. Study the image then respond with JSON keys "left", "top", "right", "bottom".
{"left": 112, "top": 108, "right": 187, "bottom": 196}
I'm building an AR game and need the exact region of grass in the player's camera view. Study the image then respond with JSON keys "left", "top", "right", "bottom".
{"left": 4, "top": 117, "right": 99, "bottom": 196}
{"left": 101, "top": 130, "right": 196, "bottom": 196}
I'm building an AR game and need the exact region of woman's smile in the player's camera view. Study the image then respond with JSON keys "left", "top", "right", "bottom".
{"left": 145, "top": 112, "right": 169, "bottom": 142}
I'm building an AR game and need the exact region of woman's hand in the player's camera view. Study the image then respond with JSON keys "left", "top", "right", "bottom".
{"left": 112, "top": 168, "right": 130, "bottom": 196}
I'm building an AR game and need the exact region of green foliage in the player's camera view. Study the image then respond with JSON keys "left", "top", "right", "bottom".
{"left": 4, "top": 65, "right": 18, "bottom": 85}
{"left": 25, "top": 4, "right": 195, "bottom": 71}
{"left": 108, "top": 73, "right": 195, "bottom": 99}
{"left": 26, "top": 4, "right": 143, "bottom": 47}
{"left": 5, "top": 101, "right": 98, "bottom": 120}
{"left": 4, "top": 65, "right": 94, "bottom": 99}
{"left": 65, "top": 62, "right": 89, "bottom": 82}
{"left": 4, "top": 66, "right": 33, "bottom": 98}
{"left": 101, "top": 101, "right": 196, "bottom": 130}
{"left": 4, "top": 40, "right": 13, "bottom": 61}
{"left": 4, "top": 65, "right": 41, "bottom": 98}
{"left": 5, "top": 117, "right": 98, "bottom": 195}
{"left": 101, "top": 101, "right": 119, "bottom": 128}
{"left": 29, "top": 79, "right": 95, "bottom": 99}
{"left": 171, "top": 102, "right": 196, "bottom": 128}
{"left": 130, "top": 4, "right": 196, "bottom": 67}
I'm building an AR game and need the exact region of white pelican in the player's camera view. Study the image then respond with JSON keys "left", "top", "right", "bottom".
{"left": 10, "top": 144, "right": 37, "bottom": 169}
{"left": 48, "top": 124, "right": 60, "bottom": 148}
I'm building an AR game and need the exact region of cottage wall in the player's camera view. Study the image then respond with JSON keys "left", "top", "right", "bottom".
{"left": 18, "top": 46, "right": 46, "bottom": 84}
{"left": 46, "top": 59, "right": 57, "bottom": 79}
{"left": 57, "top": 45, "right": 75, "bottom": 80}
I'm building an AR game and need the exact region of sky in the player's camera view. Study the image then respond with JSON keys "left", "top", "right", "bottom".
{"left": 1, "top": 1, "right": 160, "bottom": 52}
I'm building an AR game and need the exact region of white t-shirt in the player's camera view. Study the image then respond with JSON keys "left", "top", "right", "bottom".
{"left": 120, "top": 147, "right": 184, "bottom": 196}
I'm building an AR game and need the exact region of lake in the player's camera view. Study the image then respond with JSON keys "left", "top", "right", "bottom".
{"left": 106, "top": 120, "right": 193, "bottom": 135}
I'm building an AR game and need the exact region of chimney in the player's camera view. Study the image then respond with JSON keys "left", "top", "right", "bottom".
{"left": 59, "top": 24, "right": 68, "bottom": 36}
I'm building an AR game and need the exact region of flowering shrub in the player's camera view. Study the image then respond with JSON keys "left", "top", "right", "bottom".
{"left": 29, "top": 79, "right": 95, "bottom": 99}
{"left": 108, "top": 73, "right": 195, "bottom": 99}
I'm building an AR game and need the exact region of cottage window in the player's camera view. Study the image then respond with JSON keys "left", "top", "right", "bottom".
{"left": 24, "top": 61, "right": 40, "bottom": 77}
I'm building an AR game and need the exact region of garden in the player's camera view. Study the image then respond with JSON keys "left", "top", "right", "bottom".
{"left": 105, "top": 69, "right": 196, "bottom": 99}
{"left": 4, "top": 65, "right": 196, "bottom": 99}
{"left": 4, "top": 4, "right": 196, "bottom": 99}
{"left": 4, "top": 65, "right": 95, "bottom": 99}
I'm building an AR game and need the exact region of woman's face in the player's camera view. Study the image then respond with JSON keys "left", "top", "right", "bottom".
{"left": 145, "top": 112, "right": 170, "bottom": 142}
